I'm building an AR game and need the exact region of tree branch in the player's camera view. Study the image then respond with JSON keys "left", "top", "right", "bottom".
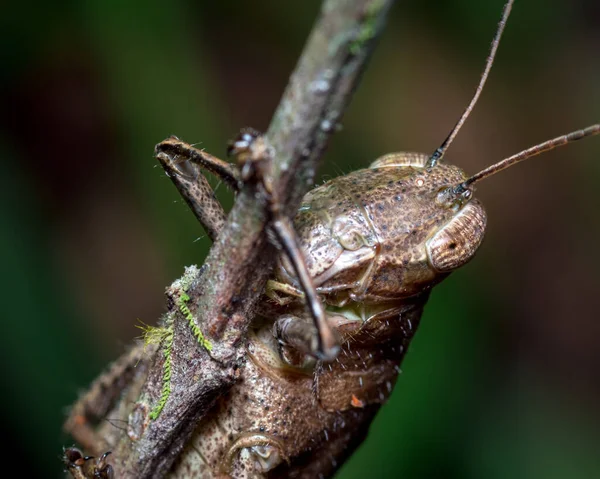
{"left": 95, "top": 0, "right": 395, "bottom": 476}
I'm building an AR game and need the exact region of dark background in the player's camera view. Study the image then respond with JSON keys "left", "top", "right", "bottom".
{"left": 1, "top": 0, "right": 599, "bottom": 477}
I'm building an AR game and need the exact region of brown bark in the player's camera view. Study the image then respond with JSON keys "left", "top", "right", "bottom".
{"left": 68, "top": 1, "right": 396, "bottom": 477}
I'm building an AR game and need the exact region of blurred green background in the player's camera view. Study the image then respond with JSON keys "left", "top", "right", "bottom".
{"left": 1, "top": 0, "right": 599, "bottom": 477}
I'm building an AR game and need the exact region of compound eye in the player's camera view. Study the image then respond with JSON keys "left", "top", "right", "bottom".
{"left": 427, "top": 201, "right": 487, "bottom": 272}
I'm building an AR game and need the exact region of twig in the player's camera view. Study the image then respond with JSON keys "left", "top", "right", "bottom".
{"left": 83, "top": 0, "right": 395, "bottom": 477}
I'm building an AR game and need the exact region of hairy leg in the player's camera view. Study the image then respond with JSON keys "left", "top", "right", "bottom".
{"left": 160, "top": 131, "right": 340, "bottom": 360}
{"left": 228, "top": 129, "right": 339, "bottom": 361}
{"left": 155, "top": 137, "right": 241, "bottom": 241}
{"left": 156, "top": 136, "right": 240, "bottom": 190}
{"left": 64, "top": 343, "right": 154, "bottom": 455}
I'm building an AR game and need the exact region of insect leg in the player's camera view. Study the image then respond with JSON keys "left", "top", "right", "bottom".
{"left": 64, "top": 342, "right": 152, "bottom": 455}
{"left": 227, "top": 128, "right": 340, "bottom": 361}
{"left": 155, "top": 137, "right": 240, "bottom": 241}
{"left": 270, "top": 217, "right": 339, "bottom": 360}
{"left": 63, "top": 449, "right": 114, "bottom": 479}
{"left": 264, "top": 279, "right": 304, "bottom": 305}
{"left": 156, "top": 136, "right": 240, "bottom": 189}
{"left": 272, "top": 314, "right": 329, "bottom": 361}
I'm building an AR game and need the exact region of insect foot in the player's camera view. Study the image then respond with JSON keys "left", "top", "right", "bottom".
{"left": 63, "top": 448, "right": 114, "bottom": 479}
{"left": 273, "top": 314, "right": 341, "bottom": 367}
{"left": 227, "top": 127, "right": 268, "bottom": 188}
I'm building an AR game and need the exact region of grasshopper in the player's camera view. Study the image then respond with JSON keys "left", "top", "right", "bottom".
{"left": 63, "top": 0, "right": 599, "bottom": 477}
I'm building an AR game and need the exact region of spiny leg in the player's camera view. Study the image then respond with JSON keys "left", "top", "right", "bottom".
{"left": 155, "top": 137, "right": 241, "bottom": 242}
{"left": 63, "top": 449, "right": 114, "bottom": 479}
{"left": 66, "top": 140, "right": 241, "bottom": 471}
{"left": 159, "top": 131, "right": 340, "bottom": 360}
{"left": 270, "top": 216, "right": 339, "bottom": 360}
{"left": 264, "top": 279, "right": 304, "bottom": 305}
{"left": 229, "top": 129, "right": 339, "bottom": 361}
{"left": 64, "top": 343, "right": 151, "bottom": 455}
{"left": 156, "top": 136, "right": 240, "bottom": 190}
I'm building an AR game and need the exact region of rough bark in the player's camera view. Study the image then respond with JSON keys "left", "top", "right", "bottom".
{"left": 75, "top": 0, "right": 396, "bottom": 477}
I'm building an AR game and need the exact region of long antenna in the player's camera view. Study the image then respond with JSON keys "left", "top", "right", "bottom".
{"left": 427, "top": 0, "right": 514, "bottom": 168}
{"left": 454, "top": 124, "right": 600, "bottom": 192}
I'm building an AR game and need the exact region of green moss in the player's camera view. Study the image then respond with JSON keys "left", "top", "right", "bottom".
{"left": 349, "top": 0, "right": 385, "bottom": 55}
{"left": 149, "top": 326, "right": 174, "bottom": 420}
{"left": 137, "top": 322, "right": 172, "bottom": 346}
{"left": 178, "top": 291, "right": 212, "bottom": 351}
{"left": 148, "top": 266, "right": 211, "bottom": 420}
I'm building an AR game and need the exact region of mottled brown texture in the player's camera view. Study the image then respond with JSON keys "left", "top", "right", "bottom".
{"left": 157, "top": 137, "right": 241, "bottom": 190}
{"left": 166, "top": 151, "right": 489, "bottom": 477}
{"left": 155, "top": 138, "right": 236, "bottom": 242}
{"left": 427, "top": 201, "right": 486, "bottom": 272}
{"left": 156, "top": 153, "right": 227, "bottom": 242}
{"left": 200, "top": 0, "right": 396, "bottom": 354}
{"left": 169, "top": 302, "right": 420, "bottom": 478}
{"left": 65, "top": 142, "right": 493, "bottom": 478}
{"left": 275, "top": 153, "right": 484, "bottom": 305}
{"left": 63, "top": 1, "right": 397, "bottom": 478}
{"left": 62, "top": 1, "right": 600, "bottom": 476}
